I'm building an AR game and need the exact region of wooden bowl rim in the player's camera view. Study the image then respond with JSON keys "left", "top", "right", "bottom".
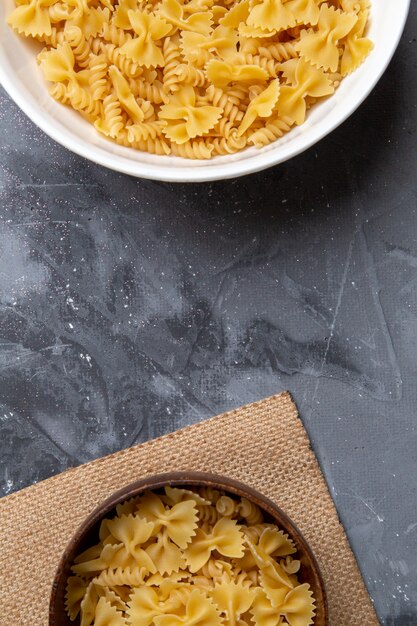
{"left": 49, "top": 471, "right": 328, "bottom": 625}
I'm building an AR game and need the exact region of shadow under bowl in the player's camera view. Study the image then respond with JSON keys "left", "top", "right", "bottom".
{"left": 49, "top": 471, "right": 328, "bottom": 625}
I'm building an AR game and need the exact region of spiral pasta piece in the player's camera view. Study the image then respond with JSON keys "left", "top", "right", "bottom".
{"left": 248, "top": 116, "right": 293, "bottom": 147}
{"left": 49, "top": 82, "right": 70, "bottom": 104}
{"left": 96, "top": 91, "right": 125, "bottom": 138}
{"left": 68, "top": 82, "right": 101, "bottom": 118}
{"left": 210, "top": 131, "right": 247, "bottom": 155}
{"left": 65, "top": 26, "right": 92, "bottom": 68}
{"left": 216, "top": 496, "right": 239, "bottom": 517}
{"left": 129, "top": 78, "right": 166, "bottom": 104}
{"left": 48, "top": 4, "right": 71, "bottom": 22}
{"left": 241, "top": 523, "right": 275, "bottom": 542}
{"left": 127, "top": 121, "right": 166, "bottom": 142}
{"left": 132, "top": 136, "right": 171, "bottom": 154}
{"left": 257, "top": 41, "right": 298, "bottom": 61}
{"left": 89, "top": 54, "right": 109, "bottom": 101}
{"left": 197, "top": 505, "right": 220, "bottom": 524}
{"left": 171, "top": 140, "right": 214, "bottom": 159}
{"left": 102, "top": 43, "right": 143, "bottom": 77}
{"left": 163, "top": 38, "right": 182, "bottom": 94}
{"left": 233, "top": 53, "right": 280, "bottom": 77}
{"left": 101, "top": 22, "right": 133, "bottom": 47}
{"left": 239, "top": 497, "right": 263, "bottom": 524}
{"left": 197, "top": 487, "right": 221, "bottom": 504}
{"left": 205, "top": 86, "right": 244, "bottom": 124}
{"left": 175, "top": 64, "right": 206, "bottom": 87}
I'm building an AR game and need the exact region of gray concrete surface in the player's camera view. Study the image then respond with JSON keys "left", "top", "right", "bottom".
{"left": 1, "top": 7, "right": 416, "bottom": 624}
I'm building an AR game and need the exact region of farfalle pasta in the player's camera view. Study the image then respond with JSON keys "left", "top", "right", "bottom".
{"left": 64, "top": 486, "right": 316, "bottom": 625}
{"left": 7, "top": 0, "right": 372, "bottom": 158}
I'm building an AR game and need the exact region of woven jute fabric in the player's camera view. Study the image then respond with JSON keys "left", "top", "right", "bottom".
{"left": 0, "top": 392, "right": 378, "bottom": 626}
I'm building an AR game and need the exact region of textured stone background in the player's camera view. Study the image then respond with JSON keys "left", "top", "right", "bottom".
{"left": 1, "top": 7, "right": 416, "bottom": 625}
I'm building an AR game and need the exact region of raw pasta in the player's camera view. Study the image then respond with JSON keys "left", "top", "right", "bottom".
{"left": 65, "top": 486, "right": 316, "bottom": 625}
{"left": 7, "top": 0, "right": 372, "bottom": 159}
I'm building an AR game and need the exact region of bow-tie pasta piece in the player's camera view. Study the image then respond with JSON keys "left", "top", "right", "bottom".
{"left": 219, "top": 0, "right": 249, "bottom": 27}
{"left": 114, "top": 0, "right": 139, "bottom": 29}
{"left": 65, "top": 575, "right": 88, "bottom": 621}
{"left": 295, "top": 3, "right": 358, "bottom": 71}
{"left": 240, "top": 526, "right": 297, "bottom": 569}
{"left": 247, "top": 0, "right": 296, "bottom": 33}
{"left": 181, "top": 25, "right": 238, "bottom": 65}
{"left": 211, "top": 581, "right": 257, "bottom": 624}
{"left": 260, "top": 561, "right": 295, "bottom": 608}
{"left": 156, "top": 577, "right": 192, "bottom": 602}
{"left": 276, "top": 57, "right": 333, "bottom": 125}
{"left": 157, "top": 0, "right": 213, "bottom": 35}
{"left": 159, "top": 86, "right": 222, "bottom": 144}
{"left": 119, "top": 10, "right": 171, "bottom": 67}
{"left": 102, "top": 588, "right": 128, "bottom": 613}
{"left": 145, "top": 570, "right": 189, "bottom": 587}
{"left": 237, "top": 79, "right": 280, "bottom": 136}
{"left": 94, "top": 596, "right": 128, "bottom": 626}
{"left": 66, "top": 5, "right": 107, "bottom": 38}
{"left": 48, "top": 0, "right": 89, "bottom": 25}
{"left": 7, "top": 0, "right": 52, "bottom": 37}
{"left": 146, "top": 530, "right": 186, "bottom": 574}
{"left": 183, "top": 0, "right": 216, "bottom": 15}
{"left": 127, "top": 585, "right": 185, "bottom": 626}
{"left": 340, "top": 7, "right": 373, "bottom": 76}
{"left": 251, "top": 588, "right": 284, "bottom": 626}
{"left": 279, "top": 583, "right": 316, "bottom": 626}
{"left": 73, "top": 542, "right": 103, "bottom": 565}
{"left": 136, "top": 491, "right": 198, "bottom": 548}
{"left": 109, "top": 65, "right": 145, "bottom": 123}
{"left": 257, "top": 527, "right": 296, "bottom": 558}
{"left": 185, "top": 517, "right": 245, "bottom": 571}
{"left": 79, "top": 581, "right": 103, "bottom": 626}
{"left": 238, "top": 23, "right": 277, "bottom": 38}
{"left": 286, "top": 0, "right": 319, "bottom": 26}
{"left": 93, "top": 565, "right": 148, "bottom": 587}
{"left": 162, "top": 486, "right": 211, "bottom": 507}
{"left": 154, "top": 589, "right": 223, "bottom": 626}
{"left": 38, "top": 42, "right": 80, "bottom": 85}
{"left": 97, "top": 542, "right": 143, "bottom": 571}
{"left": 207, "top": 60, "right": 268, "bottom": 88}
{"left": 71, "top": 544, "right": 110, "bottom": 577}
{"left": 115, "top": 496, "right": 141, "bottom": 519}
{"left": 104, "top": 514, "right": 156, "bottom": 572}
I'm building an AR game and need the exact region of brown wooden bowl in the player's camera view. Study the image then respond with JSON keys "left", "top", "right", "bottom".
{"left": 50, "top": 471, "right": 327, "bottom": 626}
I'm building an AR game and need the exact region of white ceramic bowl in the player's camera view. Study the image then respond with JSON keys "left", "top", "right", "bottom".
{"left": 0, "top": 1, "right": 410, "bottom": 182}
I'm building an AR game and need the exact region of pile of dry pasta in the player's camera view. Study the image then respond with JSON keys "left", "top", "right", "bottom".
{"left": 65, "top": 486, "right": 316, "bottom": 625}
{"left": 8, "top": 0, "right": 373, "bottom": 159}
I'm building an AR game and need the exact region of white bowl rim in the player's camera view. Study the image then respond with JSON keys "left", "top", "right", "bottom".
{"left": 0, "top": 1, "right": 411, "bottom": 183}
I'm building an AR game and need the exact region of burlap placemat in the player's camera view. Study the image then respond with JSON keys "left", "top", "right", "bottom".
{"left": 0, "top": 392, "right": 378, "bottom": 626}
